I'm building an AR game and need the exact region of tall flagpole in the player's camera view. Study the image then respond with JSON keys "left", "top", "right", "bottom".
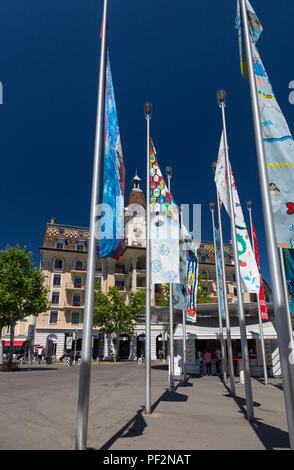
{"left": 240, "top": 0, "right": 294, "bottom": 446}
{"left": 144, "top": 102, "right": 152, "bottom": 414}
{"left": 246, "top": 201, "right": 268, "bottom": 385}
{"left": 166, "top": 166, "right": 175, "bottom": 391}
{"left": 217, "top": 89, "right": 254, "bottom": 422}
{"left": 210, "top": 202, "right": 227, "bottom": 384}
{"left": 76, "top": 0, "right": 108, "bottom": 450}
{"left": 212, "top": 163, "right": 235, "bottom": 396}
{"left": 182, "top": 309, "right": 187, "bottom": 382}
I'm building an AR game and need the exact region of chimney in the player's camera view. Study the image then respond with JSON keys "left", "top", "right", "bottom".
{"left": 50, "top": 217, "right": 56, "bottom": 224}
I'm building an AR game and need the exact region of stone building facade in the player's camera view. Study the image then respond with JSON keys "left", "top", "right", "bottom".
{"left": 34, "top": 173, "right": 272, "bottom": 363}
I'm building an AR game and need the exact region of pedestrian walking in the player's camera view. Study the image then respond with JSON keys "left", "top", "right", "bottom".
{"left": 98, "top": 351, "right": 104, "bottom": 364}
{"left": 204, "top": 350, "right": 212, "bottom": 376}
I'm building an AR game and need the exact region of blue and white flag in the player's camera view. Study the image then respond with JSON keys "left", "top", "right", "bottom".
{"left": 99, "top": 51, "right": 125, "bottom": 259}
{"left": 236, "top": 1, "right": 294, "bottom": 249}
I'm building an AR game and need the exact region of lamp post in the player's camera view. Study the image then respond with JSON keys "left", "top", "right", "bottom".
{"left": 166, "top": 165, "right": 175, "bottom": 391}
{"left": 216, "top": 89, "right": 254, "bottom": 421}
{"left": 246, "top": 201, "right": 268, "bottom": 385}
{"left": 212, "top": 161, "right": 235, "bottom": 395}
{"left": 210, "top": 202, "right": 227, "bottom": 384}
{"left": 75, "top": 0, "right": 108, "bottom": 450}
{"left": 144, "top": 102, "right": 152, "bottom": 414}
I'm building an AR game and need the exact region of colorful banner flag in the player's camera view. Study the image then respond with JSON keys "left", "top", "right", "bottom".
{"left": 251, "top": 224, "right": 269, "bottom": 321}
{"left": 236, "top": 1, "right": 294, "bottom": 249}
{"left": 150, "top": 140, "right": 179, "bottom": 284}
{"left": 282, "top": 248, "right": 294, "bottom": 313}
{"left": 215, "top": 133, "right": 260, "bottom": 294}
{"left": 215, "top": 226, "right": 225, "bottom": 319}
{"left": 99, "top": 51, "right": 125, "bottom": 259}
{"left": 173, "top": 224, "right": 198, "bottom": 323}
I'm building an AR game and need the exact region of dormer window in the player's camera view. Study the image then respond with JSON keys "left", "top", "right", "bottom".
{"left": 76, "top": 241, "right": 86, "bottom": 252}
{"left": 56, "top": 238, "right": 66, "bottom": 249}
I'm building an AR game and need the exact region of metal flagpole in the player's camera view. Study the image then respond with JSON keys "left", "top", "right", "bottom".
{"left": 246, "top": 201, "right": 268, "bottom": 385}
{"left": 213, "top": 163, "right": 235, "bottom": 396}
{"left": 144, "top": 102, "right": 152, "bottom": 414}
{"left": 217, "top": 89, "right": 254, "bottom": 422}
{"left": 182, "top": 309, "right": 187, "bottom": 382}
{"left": 75, "top": 0, "right": 108, "bottom": 450}
{"left": 240, "top": 0, "right": 294, "bottom": 446}
{"left": 210, "top": 202, "right": 227, "bottom": 384}
{"left": 166, "top": 166, "right": 175, "bottom": 391}
{"left": 279, "top": 248, "right": 294, "bottom": 355}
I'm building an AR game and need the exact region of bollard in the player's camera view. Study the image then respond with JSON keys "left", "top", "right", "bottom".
{"left": 66, "top": 356, "right": 72, "bottom": 367}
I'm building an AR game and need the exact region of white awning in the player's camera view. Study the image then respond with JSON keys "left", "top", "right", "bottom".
{"left": 174, "top": 321, "right": 278, "bottom": 340}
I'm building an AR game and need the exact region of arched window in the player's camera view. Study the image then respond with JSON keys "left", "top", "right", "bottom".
{"left": 74, "top": 260, "right": 84, "bottom": 271}
{"left": 54, "top": 258, "right": 63, "bottom": 270}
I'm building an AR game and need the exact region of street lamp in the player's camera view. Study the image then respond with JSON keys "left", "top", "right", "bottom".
{"left": 144, "top": 101, "right": 152, "bottom": 414}
{"left": 165, "top": 165, "right": 174, "bottom": 391}
{"left": 216, "top": 89, "right": 227, "bottom": 107}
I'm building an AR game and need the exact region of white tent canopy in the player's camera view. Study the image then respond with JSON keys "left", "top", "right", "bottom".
{"left": 174, "top": 321, "right": 278, "bottom": 340}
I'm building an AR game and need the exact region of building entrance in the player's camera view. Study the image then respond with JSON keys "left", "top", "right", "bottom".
{"left": 119, "top": 334, "right": 130, "bottom": 360}
{"left": 137, "top": 334, "right": 145, "bottom": 358}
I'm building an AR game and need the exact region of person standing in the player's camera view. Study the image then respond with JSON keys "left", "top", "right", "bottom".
{"left": 38, "top": 346, "right": 43, "bottom": 364}
{"left": 198, "top": 350, "right": 204, "bottom": 375}
{"left": 204, "top": 350, "right": 212, "bottom": 376}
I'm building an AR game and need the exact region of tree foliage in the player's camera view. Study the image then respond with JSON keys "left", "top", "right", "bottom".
{"left": 93, "top": 280, "right": 145, "bottom": 358}
{"left": 0, "top": 245, "right": 50, "bottom": 369}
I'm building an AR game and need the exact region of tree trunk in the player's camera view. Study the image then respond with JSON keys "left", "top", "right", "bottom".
{"left": 8, "top": 322, "right": 15, "bottom": 371}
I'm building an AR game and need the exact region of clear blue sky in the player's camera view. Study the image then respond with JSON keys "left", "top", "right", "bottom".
{"left": 0, "top": 0, "right": 293, "bottom": 286}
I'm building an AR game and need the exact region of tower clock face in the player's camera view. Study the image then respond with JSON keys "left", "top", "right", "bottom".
{"left": 131, "top": 204, "right": 145, "bottom": 218}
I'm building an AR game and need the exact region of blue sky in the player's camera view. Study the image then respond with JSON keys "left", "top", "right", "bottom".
{"left": 0, "top": 0, "right": 293, "bottom": 285}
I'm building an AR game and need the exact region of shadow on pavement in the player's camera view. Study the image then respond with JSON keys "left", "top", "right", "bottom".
{"left": 17, "top": 367, "right": 59, "bottom": 372}
{"left": 99, "top": 381, "right": 189, "bottom": 450}
{"left": 220, "top": 378, "right": 290, "bottom": 449}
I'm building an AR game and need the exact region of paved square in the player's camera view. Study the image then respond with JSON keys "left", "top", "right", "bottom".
{"left": 0, "top": 362, "right": 290, "bottom": 450}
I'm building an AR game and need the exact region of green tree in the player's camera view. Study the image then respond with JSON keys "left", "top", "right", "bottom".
{"left": 0, "top": 245, "right": 50, "bottom": 370}
{"left": 157, "top": 284, "right": 170, "bottom": 306}
{"left": 93, "top": 280, "right": 145, "bottom": 360}
{"left": 197, "top": 273, "right": 211, "bottom": 304}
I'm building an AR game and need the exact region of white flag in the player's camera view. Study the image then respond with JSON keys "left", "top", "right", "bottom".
{"left": 149, "top": 140, "right": 179, "bottom": 284}
{"left": 215, "top": 133, "right": 260, "bottom": 294}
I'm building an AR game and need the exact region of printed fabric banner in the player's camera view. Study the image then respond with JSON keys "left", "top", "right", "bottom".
{"left": 173, "top": 224, "right": 198, "bottom": 323}
{"left": 150, "top": 140, "right": 179, "bottom": 284}
{"left": 251, "top": 224, "right": 269, "bottom": 321}
{"left": 215, "top": 133, "right": 260, "bottom": 294}
{"left": 215, "top": 226, "right": 225, "bottom": 319}
{"left": 99, "top": 51, "right": 125, "bottom": 259}
{"left": 236, "top": 1, "right": 294, "bottom": 249}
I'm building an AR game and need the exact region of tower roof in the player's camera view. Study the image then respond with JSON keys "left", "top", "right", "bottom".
{"left": 127, "top": 171, "right": 146, "bottom": 208}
